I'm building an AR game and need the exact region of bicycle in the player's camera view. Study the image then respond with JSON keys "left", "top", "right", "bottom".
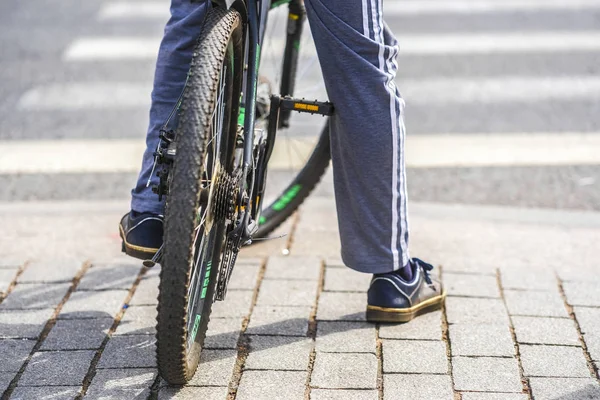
{"left": 148, "top": 0, "right": 333, "bottom": 384}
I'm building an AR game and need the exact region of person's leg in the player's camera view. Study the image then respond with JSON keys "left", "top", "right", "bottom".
{"left": 121, "top": 0, "right": 210, "bottom": 260}
{"left": 304, "top": 0, "right": 445, "bottom": 322}
{"left": 130, "top": 0, "right": 211, "bottom": 215}
{"left": 304, "top": 0, "right": 409, "bottom": 274}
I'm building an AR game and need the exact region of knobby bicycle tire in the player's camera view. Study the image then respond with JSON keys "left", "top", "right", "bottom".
{"left": 156, "top": 7, "right": 243, "bottom": 385}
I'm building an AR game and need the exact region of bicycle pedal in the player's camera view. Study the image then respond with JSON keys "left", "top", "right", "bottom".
{"left": 277, "top": 96, "right": 334, "bottom": 116}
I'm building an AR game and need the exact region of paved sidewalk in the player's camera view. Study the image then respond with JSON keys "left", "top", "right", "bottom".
{"left": 1, "top": 192, "right": 600, "bottom": 399}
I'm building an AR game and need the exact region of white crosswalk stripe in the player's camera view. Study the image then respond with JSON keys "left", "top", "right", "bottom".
{"left": 2, "top": 133, "right": 600, "bottom": 175}
{"left": 18, "top": 83, "right": 151, "bottom": 110}
{"left": 386, "top": 0, "right": 600, "bottom": 15}
{"left": 64, "top": 38, "right": 161, "bottom": 61}
{"left": 399, "top": 32, "right": 600, "bottom": 55}
{"left": 18, "top": 76, "right": 600, "bottom": 110}
{"left": 98, "top": 2, "right": 169, "bottom": 20}
{"left": 63, "top": 32, "right": 600, "bottom": 61}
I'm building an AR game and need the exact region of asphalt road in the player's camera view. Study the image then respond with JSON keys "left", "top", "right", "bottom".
{"left": 1, "top": 0, "right": 600, "bottom": 211}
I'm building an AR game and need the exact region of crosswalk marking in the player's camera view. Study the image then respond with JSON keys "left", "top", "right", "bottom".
{"left": 399, "top": 32, "right": 600, "bottom": 55}
{"left": 18, "top": 76, "right": 600, "bottom": 110}
{"left": 402, "top": 76, "right": 600, "bottom": 104}
{"left": 386, "top": 0, "right": 600, "bottom": 15}
{"left": 63, "top": 32, "right": 600, "bottom": 61}
{"left": 64, "top": 38, "right": 161, "bottom": 61}
{"left": 2, "top": 133, "right": 599, "bottom": 175}
{"left": 63, "top": 37, "right": 310, "bottom": 61}
{"left": 97, "top": 0, "right": 600, "bottom": 21}
{"left": 98, "top": 2, "right": 169, "bottom": 20}
{"left": 17, "top": 83, "right": 151, "bottom": 110}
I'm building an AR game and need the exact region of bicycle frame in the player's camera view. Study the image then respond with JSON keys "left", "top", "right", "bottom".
{"left": 214, "top": 0, "right": 304, "bottom": 245}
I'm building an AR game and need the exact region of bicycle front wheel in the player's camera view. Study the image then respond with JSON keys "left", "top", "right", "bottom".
{"left": 156, "top": 7, "right": 243, "bottom": 385}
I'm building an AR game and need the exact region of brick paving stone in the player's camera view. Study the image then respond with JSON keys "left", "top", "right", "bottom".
{"left": 158, "top": 386, "right": 229, "bottom": 400}
{"left": 188, "top": 349, "right": 237, "bottom": 386}
{"left": 563, "top": 281, "right": 600, "bottom": 307}
{"left": 449, "top": 324, "right": 514, "bottom": 357}
{"left": 500, "top": 267, "right": 557, "bottom": 291}
{"left": 236, "top": 370, "right": 306, "bottom": 400}
{"left": 235, "top": 257, "right": 263, "bottom": 266}
{"left": 452, "top": 357, "right": 522, "bottom": 392}
{"left": 460, "top": 393, "right": 528, "bottom": 400}
{"left": 256, "top": 280, "right": 318, "bottom": 307}
{"left": 383, "top": 374, "right": 453, "bottom": 400}
{"left": 316, "top": 321, "right": 376, "bottom": 353}
{"left": 529, "top": 377, "right": 600, "bottom": 400}
{"left": 584, "top": 332, "right": 600, "bottom": 362}
{"left": 264, "top": 255, "right": 321, "bottom": 281}
{"left": 445, "top": 297, "right": 509, "bottom": 324}
{"left": 98, "top": 335, "right": 156, "bottom": 368}
{"left": 519, "top": 344, "right": 589, "bottom": 377}
{"left": 512, "top": 316, "right": 580, "bottom": 346}
{"left": 114, "top": 305, "right": 156, "bottom": 335}
{"left": 41, "top": 319, "right": 112, "bottom": 350}
{"left": 325, "top": 258, "right": 345, "bottom": 268}
{"left": 312, "top": 352, "right": 377, "bottom": 389}
{"left": 382, "top": 340, "right": 447, "bottom": 374}
{"left": 77, "top": 262, "right": 140, "bottom": 290}
{"left": 205, "top": 318, "right": 242, "bottom": 349}
{"left": 212, "top": 290, "right": 253, "bottom": 318}
{"left": 244, "top": 335, "right": 312, "bottom": 370}
{"left": 443, "top": 273, "right": 500, "bottom": 298}
{"left": 17, "top": 260, "right": 82, "bottom": 283}
{"left": 0, "top": 309, "right": 54, "bottom": 339}
{"left": 0, "top": 283, "right": 70, "bottom": 310}
{"left": 574, "top": 307, "right": 600, "bottom": 334}
{"left": 291, "top": 231, "right": 341, "bottom": 258}
{"left": 0, "top": 260, "right": 22, "bottom": 268}
{"left": 575, "top": 307, "right": 600, "bottom": 361}
{"left": 228, "top": 263, "right": 260, "bottom": 290}
{"left": 246, "top": 305, "right": 311, "bottom": 336}
{"left": 379, "top": 310, "right": 442, "bottom": 340}
{"left": 19, "top": 350, "right": 95, "bottom": 386}
{"left": 82, "top": 368, "right": 155, "bottom": 400}
{"left": 317, "top": 291, "right": 366, "bottom": 321}
{"left": 239, "top": 235, "right": 290, "bottom": 258}
{"left": 10, "top": 386, "right": 81, "bottom": 400}
{"left": 311, "top": 389, "right": 378, "bottom": 400}
{"left": 0, "top": 268, "right": 17, "bottom": 295}
{"left": 0, "top": 339, "right": 35, "bottom": 372}
{"left": 129, "top": 273, "right": 159, "bottom": 306}
{"left": 503, "top": 290, "right": 569, "bottom": 318}
{"left": 0, "top": 372, "right": 14, "bottom": 394}
{"left": 59, "top": 290, "right": 127, "bottom": 319}
{"left": 323, "top": 267, "right": 371, "bottom": 292}
{"left": 555, "top": 267, "right": 600, "bottom": 283}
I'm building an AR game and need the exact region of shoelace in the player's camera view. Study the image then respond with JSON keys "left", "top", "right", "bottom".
{"left": 411, "top": 257, "right": 434, "bottom": 285}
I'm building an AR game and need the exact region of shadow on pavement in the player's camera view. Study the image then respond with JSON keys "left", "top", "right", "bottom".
{"left": 551, "top": 385, "right": 600, "bottom": 400}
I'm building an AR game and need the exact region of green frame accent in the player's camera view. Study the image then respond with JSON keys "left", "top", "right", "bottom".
{"left": 272, "top": 184, "right": 302, "bottom": 211}
{"left": 190, "top": 314, "right": 201, "bottom": 343}
{"left": 270, "top": 0, "right": 291, "bottom": 9}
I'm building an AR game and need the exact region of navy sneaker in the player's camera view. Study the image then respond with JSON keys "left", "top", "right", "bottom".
{"left": 366, "top": 258, "right": 446, "bottom": 323}
{"left": 119, "top": 211, "right": 163, "bottom": 260}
